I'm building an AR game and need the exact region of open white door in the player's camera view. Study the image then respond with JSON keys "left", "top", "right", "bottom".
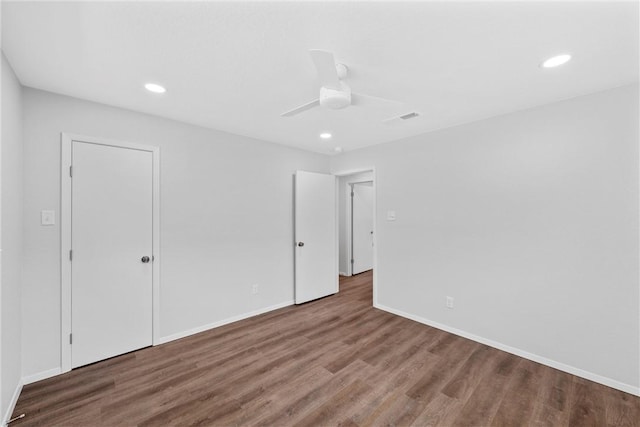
{"left": 352, "top": 182, "right": 374, "bottom": 274}
{"left": 71, "top": 141, "right": 153, "bottom": 368}
{"left": 294, "top": 170, "right": 337, "bottom": 304}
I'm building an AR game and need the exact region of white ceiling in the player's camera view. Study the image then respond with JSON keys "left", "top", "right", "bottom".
{"left": 2, "top": 1, "right": 638, "bottom": 155}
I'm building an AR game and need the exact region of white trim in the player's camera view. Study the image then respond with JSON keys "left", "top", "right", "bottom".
{"left": 339, "top": 271, "right": 349, "bottom": 277}
{"left": 22, "top": 367, "right": 62, "bottom": 385}
{"left": 2, "top": 380, "right": 23, "bottom": 426}
{"left": 60, "top": 135, "right": 72, "bottom": 372}
{"left": 372, "top": 170, "right": 378, "bottom": 306}
{"left": 156, "top": 300, "right": 294, "bottom": 345}
{"left": 346, "top": 181, "right": 353, "bottom": 276}
{"left": 335, "top": 175, "right": 340, "bottom": 295}
{"left": 375, "top": 302, "right": 640, "bottom": 397}
{"left": 60, "top": 133, "right": 160, "bottom": 373}
{"left": 637, "top": 79, "right": 640, "bottom": 400}
{"left": 19, "top": 301, "right": 292, "bottom": 386}
{"left": 152, "top": 143, "right": 161, "bottom": 345}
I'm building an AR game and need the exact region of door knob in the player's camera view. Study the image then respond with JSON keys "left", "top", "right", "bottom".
{"left": 141, "top": 256, "right": 150, "bottom": 263}
{"left": 297, "top": 242, "right": 304, "bottom": 247}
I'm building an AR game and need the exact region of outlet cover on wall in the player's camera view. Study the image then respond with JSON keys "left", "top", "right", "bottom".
{"left": 446, "top": 296, "right": 454, "bottom": 309}
{"left": 41, "top": 210, "right": 55, "bottom": 225}
{"left": 386, "top": 210, "right": 396, "bottom": 221}
{"left": 252, "top": 284, "right": 259, "bottom": 294}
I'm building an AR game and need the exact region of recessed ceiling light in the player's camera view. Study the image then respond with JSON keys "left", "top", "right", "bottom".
{"left": 320, "top": 132, "right": 332, "bottom": 140}
{"left": 144, "top": 83, "right": 166, "bottom": 93}
{"left": 541, "top": 54, "right": 571, "bottom": 68}
{"left": 334, "top": 147, "right": 343, "bottom": 153}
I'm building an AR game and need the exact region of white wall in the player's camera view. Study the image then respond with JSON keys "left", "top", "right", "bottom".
{"left": 14, "top": 79, "right": 640, "bottom": 394}
{"left": 338, "top": 171, "right": 373, "bottom": 275}
{"left": 331, "top": 84, "right": 640, "bottom": 393}
{"left": 21, "top": 88, "right": 330, "bottom": 379}
{"left": 1, "top": 52, "right": 23, "bottom": 421}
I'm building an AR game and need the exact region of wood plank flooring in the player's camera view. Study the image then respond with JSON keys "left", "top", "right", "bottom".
{"left": 11, "top": 271, "right": 640, "bottom": 426}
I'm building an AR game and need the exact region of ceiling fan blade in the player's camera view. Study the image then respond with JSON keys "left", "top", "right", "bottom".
{"left": 309, "top": 49, "right": 341, "bottom": 90}
{"left": 281, "top": 99, "right": 320, "bottom": 117}
{"left": 351, "top": 92, "right": 405, "bottom": 107}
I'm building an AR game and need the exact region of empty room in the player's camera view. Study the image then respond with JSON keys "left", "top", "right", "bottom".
{"left": 1, "top": 0, "right": 639, "bottom": 425}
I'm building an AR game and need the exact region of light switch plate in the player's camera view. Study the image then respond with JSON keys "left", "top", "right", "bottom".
{"left": 41, "top": 210, "right": 55, "bottom": 225}
{"left": 387, "top": 210, "right": 396, "bottom": 221}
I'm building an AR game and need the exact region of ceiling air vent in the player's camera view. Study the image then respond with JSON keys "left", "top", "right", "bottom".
{"left": 383, "top": 111, "right": 421, "bottom": 124}
{"left": 399, "top": 112, "right": 419, "bottom": 120}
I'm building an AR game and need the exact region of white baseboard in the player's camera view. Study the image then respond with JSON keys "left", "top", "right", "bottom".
{"left": 22, "top": 367, "right": 62, "bottom": 385}
{"left": 3, "top": 379, "right": 23, "bottom": 426}
{"left": 157, "top": 300, "right": 294, "bottom": 345}
{"left": 339, "top": 271, "right": 349, "bottom": 277}
{"left": 374, "top": 303, "right": 640, "bottom": 397}
{"left": 18, "top": 302, "right": 294, "bottom": 389}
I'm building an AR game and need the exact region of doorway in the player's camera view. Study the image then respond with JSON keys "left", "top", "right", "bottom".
{"left": 337, "top": 170, "right": 375, "bottom": 270}
{"left": 61, "top": 134, "right": 160, "bottom": 372}
{"left": 336, "top": 169, "right": 375, "bottom": 305}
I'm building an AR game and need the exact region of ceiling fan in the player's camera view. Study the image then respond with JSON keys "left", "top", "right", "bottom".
{"left": 281, "top": 49, "right": 405, "bottom": 117}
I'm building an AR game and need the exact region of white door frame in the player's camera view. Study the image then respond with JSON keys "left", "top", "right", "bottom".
{"left": 334, "top": 168, "right": 377, "bottom": 306}
{"left": 349, "top": 180, "right": 374, "bottom": 276}
{"left": 60, "top": 133, "right": 160, "bottom": 373}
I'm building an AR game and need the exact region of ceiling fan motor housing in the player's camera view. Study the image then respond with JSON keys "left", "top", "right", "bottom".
{"left": 320, "top": 84, "right": 351, "bottom": 110}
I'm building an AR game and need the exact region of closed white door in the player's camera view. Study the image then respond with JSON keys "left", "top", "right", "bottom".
{"left": 71, "top": 141, "right": 153, "bottom": 368}
{"left": 352, "top": 182, "right": 374, "bottom": 274}
{"left": 294, "top": 170, "right": 337, "bottom": 304}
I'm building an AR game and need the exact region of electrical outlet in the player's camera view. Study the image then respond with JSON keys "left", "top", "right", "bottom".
{"left": 446, "top": 296, "right": 454, "bottom": 309}
{"left": 252, "top": 284, "right": 259, "bottom": 295}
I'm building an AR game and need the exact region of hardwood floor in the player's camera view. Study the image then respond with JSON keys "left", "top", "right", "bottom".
{"left": 11, "top": 271, "right": 640, "bottom": 426}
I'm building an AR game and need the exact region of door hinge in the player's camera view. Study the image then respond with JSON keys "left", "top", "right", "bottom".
{"left": 351, "top": 192, "right": 354, "bottom": 197}
{"left": 69, "top": 165, "right": 73, "bottom": 177}
{"left": 351, "top": 259, "right": 354, "bottom": 264}
{"left": 69, "top": 250, "right": 73, "bottom": 261}
{"left": 69, "top": 333, "right": 73, "bottom": 344}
